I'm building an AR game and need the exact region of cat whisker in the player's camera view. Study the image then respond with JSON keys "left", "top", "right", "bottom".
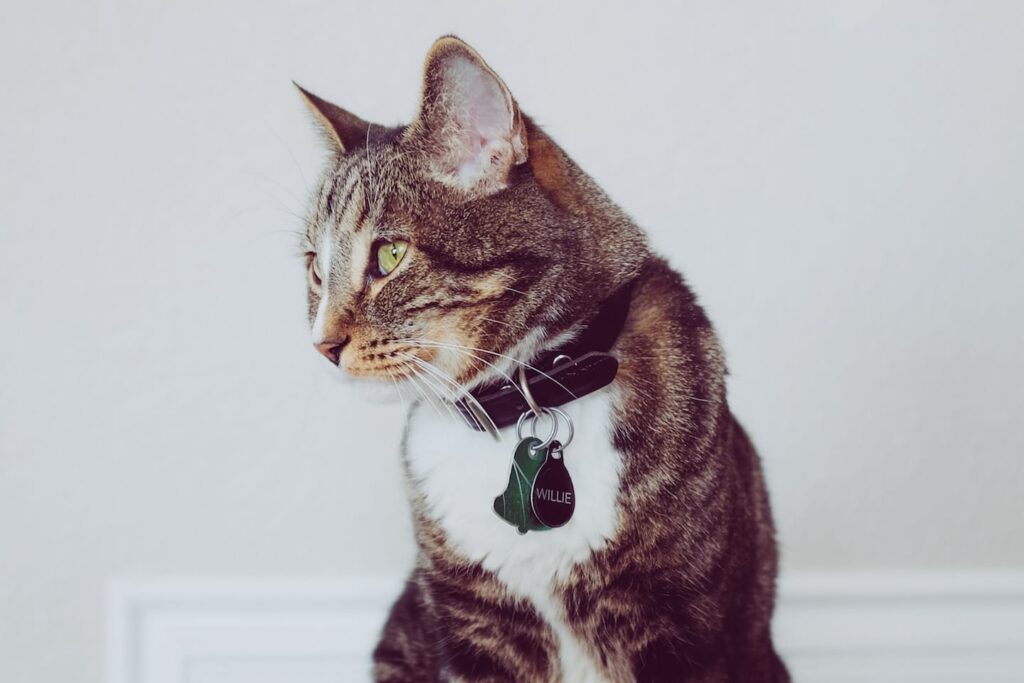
{"left": 384, "top": 366, "right": 409, "bottom": 404}
{"left": 233, "top": 205, "right": 309, "bottom": 226}
{"left": 489, "top": 271, "right": 528, "bottom": 296}
{"left": 415, "top": 375, "right": 459, "bottom": 423}
{"left": 399, "top": 353, "right": 466, "bottom": 405}
{"left": 398, "top": 352, "right": 499, "bottom": 435}
{"left": 397, "top": 355, "right": 461, "bottom": 423}
{"left": 265, "top": 123, "right": 309, "bottom": 188}
{"left": 245, "top": 170, "right": 307, "bottom": 209}
{"left": 393, "top": 360, "right": 425, "bottom": 403}
{"left": 396, "top": 338, "right": 579, "bottom": 401}
{"left": 398, "top": 338, "right": 537, "bottom": 408}
{"left": 401, "top": 362, "right": 449, "bottom": 422}
{"left": 419, "top": 369, "right": 470, "bottom": 425}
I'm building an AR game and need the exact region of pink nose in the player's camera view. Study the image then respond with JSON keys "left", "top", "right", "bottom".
{"left": 314, "top": 337, "right": 350, "bottom": 366}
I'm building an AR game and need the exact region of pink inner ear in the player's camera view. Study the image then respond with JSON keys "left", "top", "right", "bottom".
{"left": 442, "top": 56, "right": 513, "bottom": 184}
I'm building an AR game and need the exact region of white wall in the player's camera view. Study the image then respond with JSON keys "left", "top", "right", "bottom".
{"left": 1, "top": 2, "right": 1022, "bottom": 682}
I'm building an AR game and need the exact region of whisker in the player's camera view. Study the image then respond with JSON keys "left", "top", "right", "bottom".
{"left": 396, "top": 338, "right": 579, "bottom": 401}
{"left": 400, "top": 357, "right": 461, "bottom": 424}
{"left": 411, "top": 369, "right": 470, "bottom": 429}
{"left": 266, "top": 123, "right": 309, "bottom": 188}
{"left": 398, "top": 353, "right": 458, "bottom": 402}
{"left": 419, "top": 373, "right": 463, "bottom": 424}
{"left": 402, "top": 363, "right": 448, "bottom": 421}
{"left": 399, "top": 352, "right": 499, "bottom": 435}
{"left": 489, "top": 272, "right": 528, "bottom": 296}
{"left": 399, "top": 339, "right": 535, "bottom": 408}
{"left": 384, "top": 367, "right": 409, "bottom": 404}
{"left": 245, "top": 170, "right": 307, "bottom": 208}
{"left": 401, "top": 360, "right": 463, "bottom": 424}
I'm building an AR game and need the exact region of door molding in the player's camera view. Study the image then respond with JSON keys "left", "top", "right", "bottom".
{"left": 107, "top": 572, "right": 1024, "bottom": 682}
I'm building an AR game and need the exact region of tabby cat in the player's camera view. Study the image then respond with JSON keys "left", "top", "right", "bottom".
{"left": 296, "top": 36, "right": 788, "bottom": 683}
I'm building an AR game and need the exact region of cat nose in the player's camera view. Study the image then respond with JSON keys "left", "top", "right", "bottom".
{"left": 314, "top": 337, "right": 351, "bottom": 366}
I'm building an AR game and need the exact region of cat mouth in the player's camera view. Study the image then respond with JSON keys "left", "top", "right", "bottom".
{"left": 330, "top": 340, "right": 503, "bottom": 409}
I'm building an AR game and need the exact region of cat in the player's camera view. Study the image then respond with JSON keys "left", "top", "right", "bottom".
{"left": 295, "top": 35, "right": 788, "bottom": 683}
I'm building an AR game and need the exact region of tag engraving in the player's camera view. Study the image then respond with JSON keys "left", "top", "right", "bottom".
{"left": 534, "top": 488, "right": 572, "bottom": 504}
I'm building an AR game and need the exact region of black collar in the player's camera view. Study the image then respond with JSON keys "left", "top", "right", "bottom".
{"left": 454, "top": 285, "right": 632, "bottom": 433}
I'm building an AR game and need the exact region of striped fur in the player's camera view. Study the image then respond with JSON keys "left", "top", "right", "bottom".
{"left": 296, "top": 36, "right": 788, "bottom": 682}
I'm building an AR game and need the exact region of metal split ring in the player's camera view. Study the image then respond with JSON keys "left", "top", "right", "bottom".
{"left": 515, "top": 406, "right": 574, "bottom": 454}
{"left": 517, "top": 366, "right": 543, "bottom": 417}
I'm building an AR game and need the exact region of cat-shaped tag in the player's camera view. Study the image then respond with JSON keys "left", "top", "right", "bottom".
{"left": 493, "top": 437, "right": 550, "bottom": 534}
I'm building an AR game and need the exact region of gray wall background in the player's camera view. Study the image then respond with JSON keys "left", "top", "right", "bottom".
{"left": 1, "top": 2, "right": 1022, "bottom": 681}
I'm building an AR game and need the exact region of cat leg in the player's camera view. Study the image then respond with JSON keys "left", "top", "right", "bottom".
{"left": 423, "top": 572, "right": 560, "bottom": 683}
{"left": 372, "top": 578, "right": 434, "bottom": 683}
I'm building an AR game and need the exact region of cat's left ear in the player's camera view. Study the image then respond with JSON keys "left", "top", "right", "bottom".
{"left": 294, "top": 82, "right": 374, "bottom": 154}
{"left": 404, "top": 36, "right": 528, "bottom": 195}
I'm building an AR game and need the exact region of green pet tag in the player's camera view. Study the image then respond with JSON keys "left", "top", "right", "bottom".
{"left": 493, "top": 437, "right": 551, "bottom": 534}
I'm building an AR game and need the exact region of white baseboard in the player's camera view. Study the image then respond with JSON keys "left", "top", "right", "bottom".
{"left": 107, "top": 572, "right": 1024, "bottom": 683}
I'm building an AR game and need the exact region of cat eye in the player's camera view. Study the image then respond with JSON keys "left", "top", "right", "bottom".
{"left": 306, "top": 252, "right": 322, "bottom": 290}
{"left": 376, "top": 240, "right": 408, "bottom": 277}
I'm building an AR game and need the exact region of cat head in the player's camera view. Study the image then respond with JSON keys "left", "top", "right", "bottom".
{"left": 297, "top": 36, "right": 646, "bottom": 399}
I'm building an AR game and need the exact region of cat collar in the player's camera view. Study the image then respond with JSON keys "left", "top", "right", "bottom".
{"left": 454, "top": 285, "right": 632, "bottom": 436}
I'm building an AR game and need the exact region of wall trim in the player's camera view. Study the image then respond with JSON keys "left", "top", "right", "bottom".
{"left": 107, "top": 572, "right": 1024, "bottom": 683}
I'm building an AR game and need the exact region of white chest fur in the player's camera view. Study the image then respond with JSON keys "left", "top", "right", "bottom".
{"left": 405, "top": 388, "right": 623, "bottom": 682}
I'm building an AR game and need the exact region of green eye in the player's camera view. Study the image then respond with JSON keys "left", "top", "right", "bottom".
{"left": 376, "top": 240, "right": 408, "bottom": 276}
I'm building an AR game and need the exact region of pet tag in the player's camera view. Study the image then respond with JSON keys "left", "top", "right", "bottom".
{"left": 531, "top": 440, "right": 575, "bottom": 528}
{"left": 493, "top": 437, "right": 550, "bottom": 534}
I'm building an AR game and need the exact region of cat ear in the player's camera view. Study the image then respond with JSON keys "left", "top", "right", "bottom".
{"left": 294, "top": 82, "right": 374, "bottom": 154}
{"left": 405, "top": 36, "right": 528, "bottom": 195}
